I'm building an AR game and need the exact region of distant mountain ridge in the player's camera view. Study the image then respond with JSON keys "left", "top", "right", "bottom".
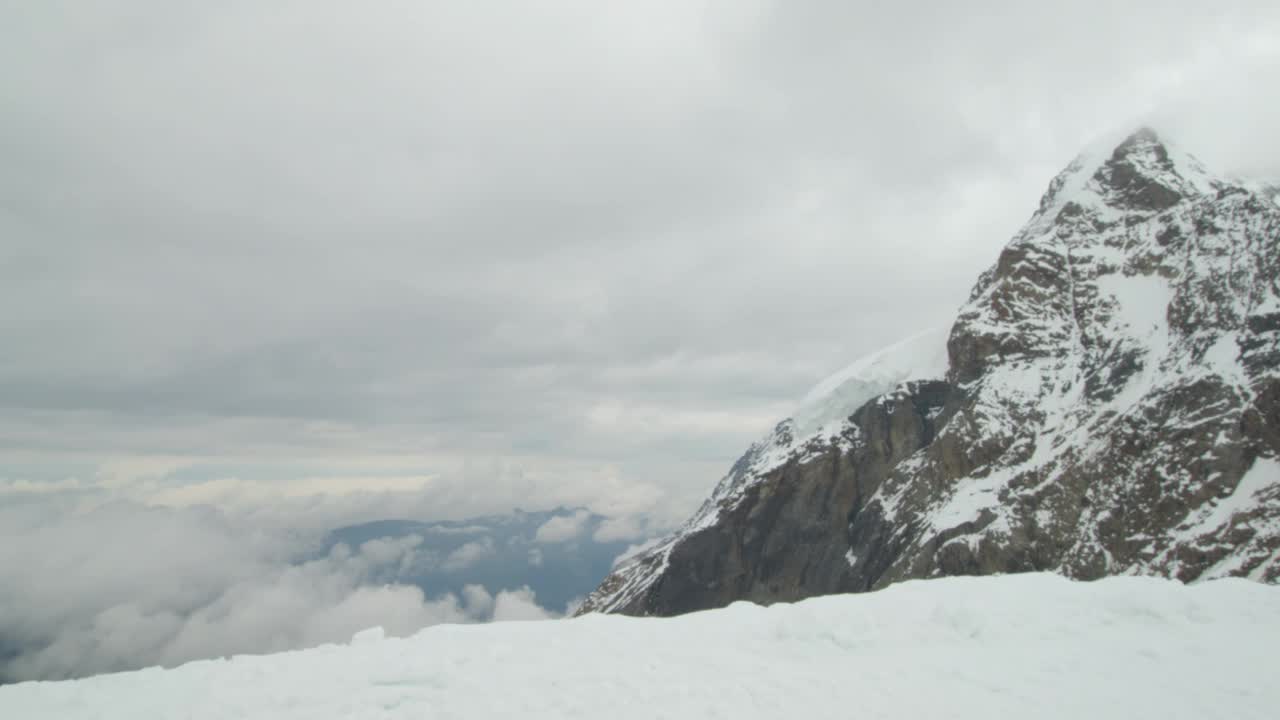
{"left": 326, "top": 507, "right": 633, "bottom": 613}
{"left": 579, "top": 128, "right": 1280, "bottom": 616}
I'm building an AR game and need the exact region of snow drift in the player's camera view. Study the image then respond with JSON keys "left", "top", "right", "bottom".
{"left": 1, "top": 574, "right": 1277, "bottom": 719}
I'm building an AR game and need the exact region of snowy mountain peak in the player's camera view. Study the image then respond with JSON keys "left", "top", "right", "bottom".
{"left": 579, "top": 129, "right": 1280, "bottom": 617}
{"left": 1029, "top": 126, "right": 1227, "bottom": 237}
{"left": 1093, "top": 127, "right": 1218, "bottom": 209}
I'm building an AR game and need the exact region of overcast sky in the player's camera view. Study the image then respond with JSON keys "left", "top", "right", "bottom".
{"left": 3, "top": 0, "right": 1280, "bottom": 525}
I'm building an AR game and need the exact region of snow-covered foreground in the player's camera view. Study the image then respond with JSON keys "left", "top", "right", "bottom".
{"left": 3, "top": 574, "right": 1277, "bottom": 719}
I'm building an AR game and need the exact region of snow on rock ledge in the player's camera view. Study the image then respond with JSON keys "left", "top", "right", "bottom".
{"left": 792, "top": 327, "right": 949, "bottom": 440}
{"left": 576, "top": 327, "right": 949, "bottom": 615}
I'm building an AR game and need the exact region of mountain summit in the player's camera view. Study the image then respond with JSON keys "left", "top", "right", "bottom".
{"left": 579, "top": 128, "right": 1280, "bottom": 616}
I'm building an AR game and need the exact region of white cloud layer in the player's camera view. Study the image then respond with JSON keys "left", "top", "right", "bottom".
{"left": 592, "top": 515, "right": 651, "bottom": 543}
{"left": 534, "top": 510, "right": 592, "bottom": 543}
{"left": 0, "top": 496, "right": 558, "bottom": 683}
{"left": 441, "top": 539, "right": 497, "bottom": 571}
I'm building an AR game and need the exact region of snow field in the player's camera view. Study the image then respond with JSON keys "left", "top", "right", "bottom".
{"left": 3, "top": 573, "right": 1277, "bottom": 719}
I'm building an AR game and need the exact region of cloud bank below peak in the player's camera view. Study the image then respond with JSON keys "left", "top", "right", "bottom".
{"left": 0, "top": 498, "right": 603, "bottom": 684}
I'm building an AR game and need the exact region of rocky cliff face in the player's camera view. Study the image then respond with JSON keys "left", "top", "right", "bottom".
{"left": 579, "top": 128, "right": 1280, "bottom": 617}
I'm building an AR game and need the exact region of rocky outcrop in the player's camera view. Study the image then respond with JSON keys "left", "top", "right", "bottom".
{"left": 579, "top": 128, "right": 1280, "bottom": 617}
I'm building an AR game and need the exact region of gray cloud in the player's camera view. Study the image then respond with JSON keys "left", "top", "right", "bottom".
{"left": 4, "top": 3, "right": 1278, "bottom": 519}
